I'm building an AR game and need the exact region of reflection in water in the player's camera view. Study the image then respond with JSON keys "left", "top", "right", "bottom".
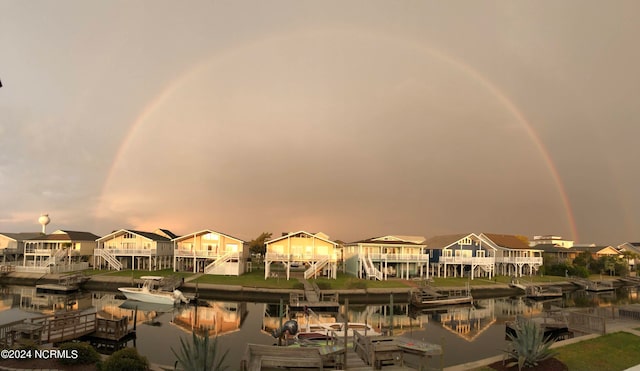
{"left": 1, "top": 285, "right": 640, "bottom": 367}
{"left": 172, "top": 301, "right": 248, "bottom": 337}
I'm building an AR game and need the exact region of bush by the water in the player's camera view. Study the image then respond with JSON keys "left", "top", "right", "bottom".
{"left": 100, "top": 347, "right": 148, "bottom": 371}
{"left": 58, "top": 341, "right": 101, "bottom": 365}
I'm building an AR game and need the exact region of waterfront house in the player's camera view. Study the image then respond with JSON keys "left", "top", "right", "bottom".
{"left": 95, "top": 229, "right": 176, "bottom": 271}
{"left": 481, "top": 233, "right": 543, "bottom": 277}
{"left": 0, "top": 232, "right": 41, "bottom": 264}
{"left": 173, "top": 229, "right": 247, "bottom": 275}
{"left": 425, "top": 233, "right": 495, "bottom": 280}
{"left": 23, "top": 230, "right": 99, "bottom": 273}
{"left": 264, "top": 231, "right": 338, "bottom": 280}
{"left": 343, "top": 235, "right": 429, "bottom": 280}
{"left": 529, "top": 235, "right": 574, "bottom": 248}
{"left": 618, "top": 242, "right": 640, "bottom": 272}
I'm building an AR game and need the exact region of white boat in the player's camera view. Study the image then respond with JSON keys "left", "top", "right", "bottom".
{"left": 296, "top": 322, "right": 381, "bottom": 340}
{"left": 118, "top": 276, "right": 188, "bottom": 305}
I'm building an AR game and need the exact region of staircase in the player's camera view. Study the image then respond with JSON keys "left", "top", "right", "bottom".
{"left": 360, "top": 253, "right": 383, "bottom": 280}
{"left": 41, "top": 248, "right": 69, "bottom": 267}
{"left": 304, "top": 256, "right": 330, "bottom": 279}
{"left": 94, "top": 248, "right": 122, "bottom": 270}
{"left": 204, "top": 251, "right": 236, "bottom": 274}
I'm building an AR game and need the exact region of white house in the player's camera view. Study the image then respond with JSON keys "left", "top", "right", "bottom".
{"left": 173, "top": 229, "right": 247, "bottom": 275}
{"left": 264, "top": 231, "right": 339, "bottom": 280}
{"left": 94, "top": 229, "right": 176, "bottom": 271}
{"left": 344, "top": 235, "right": 429, "bottom": 280}
{"left": 0, "top": 232, "right": 41, "bottom": 264}
{"left": 23, "top": 230, "right": 99, "bottom": 272}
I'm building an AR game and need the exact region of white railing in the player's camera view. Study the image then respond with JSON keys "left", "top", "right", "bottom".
{"left": 367, "top": 253, "right": 430, "bottom": 262}
{"left": 94, "top": 248, "right": 123, "bottom": 270}
{"left": 359, "top": 253, "right": 383, "bottom": 281}
{"left": 174, "top": 249, "right": 228, "bottom": 258}
{"left": 204, "top": 251, "right": 238, "bottom": 274}
{"left": 14, "top": 262, "right": 89, "bottom": 274}
{"left": 304, "top": 256, "right": 330, "bottom": 279}
{"left": 439, "top": 256, "right": 495, "bottom": 265}
{"left": 99, "top": 248, "right": 157, "bottom": 255}
{"left": 265, "top": 252, "right": 337, "bottom": 262}
{"left": 496, "top": 257, "right": 543, "bottom": 264}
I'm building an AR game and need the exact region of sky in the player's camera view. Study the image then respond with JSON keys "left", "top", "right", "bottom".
{"left": 1, "top": 1, "right": 639, "bottom": 245}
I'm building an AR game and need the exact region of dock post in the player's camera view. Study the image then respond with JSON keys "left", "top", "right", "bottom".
{"left": 278, "top": 298, "right": 284, "bottom": 346}
{"left": 343, "top": 298, "right": 348, "bottom": 369}
{"left": 389, "top": 293, "right": 394, "bottom": 336}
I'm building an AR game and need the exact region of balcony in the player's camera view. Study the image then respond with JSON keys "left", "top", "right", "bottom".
{"left": 439, "top": 256, "right": 495, "bottom": 265}
{"left": 97, "top": 247, "right": 158, "bottom": 255}
{"left": 265, "top": 252, "right": 336, "bottom": 262}
{"left": 368, "top": 253, "right": 430, "bottom": 262}
{"left": 174, "top": 249, "right": 239, "bottom": 258}
{"left": 496, "top": 256, "right": 543, "bottom": 265}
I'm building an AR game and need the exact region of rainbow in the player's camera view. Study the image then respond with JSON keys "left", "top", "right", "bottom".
{"left": 97, "top": 28, "right": 578, "bottom": 241}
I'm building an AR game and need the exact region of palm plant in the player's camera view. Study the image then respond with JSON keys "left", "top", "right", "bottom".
{"left": 172, "top": 330, "right": 229, "bottom": 371}
{"left": 504, "top": 318, "right": 557, "bottom": 371}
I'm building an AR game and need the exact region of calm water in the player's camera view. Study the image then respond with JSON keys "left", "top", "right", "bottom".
{"left": 1, "top": 285, "right": 639, "bottom": 368}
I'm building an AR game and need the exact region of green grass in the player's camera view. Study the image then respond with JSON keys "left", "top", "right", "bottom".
{"left": 191, "top": 269, "right": 303, "bottom": 289}
{"left": 473, "top": 332, "right": 640, "bottom": 371}
{"left": 99, "top": 268, "right": 191, "bottom": 279}
{"left": 556, "top": 332, "right": 640, "bottom": 371}
{"left": 310, "top": 272, "right": 412, "bottom": 290}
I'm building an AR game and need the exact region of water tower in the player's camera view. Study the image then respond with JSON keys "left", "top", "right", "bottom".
{"left": 38, "top": 213, "right": 50, "bottom": 234}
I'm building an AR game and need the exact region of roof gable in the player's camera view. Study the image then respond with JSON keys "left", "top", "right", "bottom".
{"left": 424, "top": 233, "right": 479, "bottom": 249}
{"left": 173, "top": 229, "right": 245, "bottom": 244}
{"left": 266, "top": 231, "right": 336, "bottom": 246}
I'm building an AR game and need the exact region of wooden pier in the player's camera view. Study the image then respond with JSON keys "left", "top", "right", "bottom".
{"left": 0, "top": 311, "right": 134, "bottom": 348}
{"left": 241, "top": 333, "right": 442, "bottom": 371}
{"left": 36, "top": 273, "right": 89, "bottom": 294}
{"left": 289, "top": 281, "right": 339, "bottom": 313}
{"left": 571, "top": 278, "right": 615, "bottom": 292}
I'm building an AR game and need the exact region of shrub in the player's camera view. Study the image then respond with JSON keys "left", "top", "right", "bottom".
{"left": 58, "top": 341, "right": 101, "bottom": 365}
{"left": 100, "top": 347, "right": 149, "bottom": 371}
{"left": 172, "top": 330, "right": 228, "bottom": 371}
{"left": 504, "top": 318, "right": 557, "bottom": 371}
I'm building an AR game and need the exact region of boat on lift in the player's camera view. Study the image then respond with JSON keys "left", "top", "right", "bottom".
{"left": 118, "top": 276, "right": 188, "bottom": 305}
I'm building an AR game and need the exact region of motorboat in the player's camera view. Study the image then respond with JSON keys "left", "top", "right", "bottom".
{"left": 296, "top": 322, "right": 381, "bottom": 340}
{"left": 118, "top": 276, "right": 188, "bottom": 305}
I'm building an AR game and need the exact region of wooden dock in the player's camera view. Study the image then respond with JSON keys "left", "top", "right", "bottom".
{"left": 572, "top": 278, "right": 615, "bottom": 292}
{"left": 289, "top": 280, "right": 339, "bottom": 313}
{"left": 36, "top": 273, "right": 89, "bottom": 293}
{"left": 0, "top": 310, "right": 134, "bottom": 348}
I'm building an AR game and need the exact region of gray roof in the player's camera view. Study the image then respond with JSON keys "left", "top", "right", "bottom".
{"left": 29, "top": 230, "right": 101, "bottom": 242}
{"left": 0, "top": 232, "right": 43, "bottom": 241}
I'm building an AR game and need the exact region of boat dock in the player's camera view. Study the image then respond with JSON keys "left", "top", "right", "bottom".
{"left": 410, "top": 285, "right": 472, "bottom": 308}
{"left": 241, "top": 333, "right": 443, "bottom": 370}
{"left": 289, "top": 280, "right": 339, "bottom": 313}
{"left": 35, "top": 273, "right": 89, "bottom": 293}
{"left": 571, "top": 278, "right": 615, "bottom": 292}
{"left": 0, "top": 310, "right": 135, "bottom": 350}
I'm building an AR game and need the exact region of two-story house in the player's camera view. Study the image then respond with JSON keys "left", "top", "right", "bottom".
{"left": 425, "top": 233, "right": 495, "bottom": 280}
{"left": 264, "top": 231, "right": 338, "bottom": 280}
{"left": 173, "top": 229, "right": 247, "bottom": 275}
{"left": 23, "top": 230, "right": 99, "bottom": 272}
{"left": 344, "top": 235, "right": 429, "bottom": 280}
{"left": 94, "top": 229, "right": 176, "bottom": 271}
{"left": 0, "top": 232, "right": 41, "bottom": 264}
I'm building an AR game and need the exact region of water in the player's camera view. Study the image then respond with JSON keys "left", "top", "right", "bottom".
{"left": 1, "top": 285, "right": 639, "bottom": 368}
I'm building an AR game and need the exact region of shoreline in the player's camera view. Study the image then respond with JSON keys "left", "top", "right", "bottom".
{"left": 0, "top": 272, "right": 581, "bottom": 304}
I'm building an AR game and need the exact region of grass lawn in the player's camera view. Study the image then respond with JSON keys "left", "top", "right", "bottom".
{"left": 192, "top": 269, "right": 303, "bottom": 289}
{"left": 475, "top": 332, "right": 640, "bottom": 371}
{"left": 556, "top": 332, "right": 640, "bottom": 371}
{"left": 310, "top": 273, "right": 412, "bottom": 290}
{"left": 98, "top": 268, "right": 193, "bottom": 279}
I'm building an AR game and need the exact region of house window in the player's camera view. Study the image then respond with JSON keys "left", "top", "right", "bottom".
{"left": 124, "top": 233, "right": 135, "bottom": 239}
{"left": 459, "top": 237, "right": 472, "bottom": 245}
{"left": 443, "top": 250, "right": 452, "bottom": 257}
{"left": 203, "top": 233, "right": 219, "bottom": 241}
{"left": 477, "top": 250, "right": 485, "bottom": 257}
